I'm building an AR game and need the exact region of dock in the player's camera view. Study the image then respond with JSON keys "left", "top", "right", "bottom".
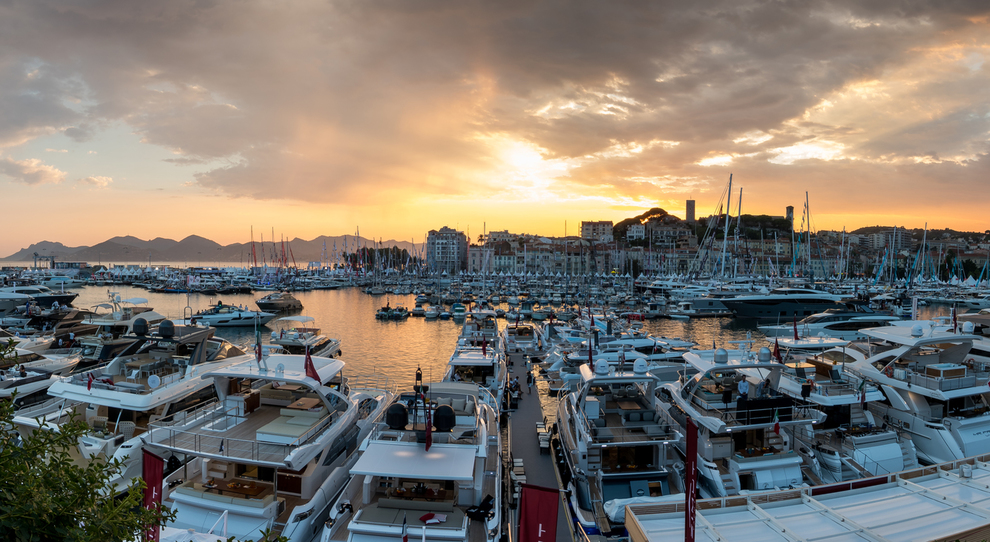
{"left": 505, "top": 351, "right": 572, "bottom": 541}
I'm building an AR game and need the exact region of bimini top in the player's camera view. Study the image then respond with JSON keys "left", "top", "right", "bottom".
{"left": 350, "top": 441, "right": 476, "bottom": 481}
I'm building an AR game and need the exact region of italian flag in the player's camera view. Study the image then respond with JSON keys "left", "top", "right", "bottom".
{"left": 773, "top": 409, "right": 780, "bottom": 435}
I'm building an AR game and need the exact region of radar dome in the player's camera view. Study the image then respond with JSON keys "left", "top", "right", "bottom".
{"left": 714, "top": 348, "right": 729, "bottom": 364}
{"left": 757, "top": 347, "right": 772, "bottom": 362}
{"left": 594, "top": 359, "right": 610, "bottom": 375}
{"left": 433, "top": 405, "right": 456, "bottom": 432}
{"left": 632, "top": 359, "right": 648, "bottom": 374}
{"left": 158, "top": 320, "right": 175, "bottom": 339}
{"left": 911, "top": 324, "right": 924, "bottom": 337}
{"left": 132, "top": 318, "right": 149, "bottom": 336}
{"left": 963, "top": 322, "right": 975, "bottom": 333}
{"left": 385, "top": 403, "right": 408, "bottom": 430}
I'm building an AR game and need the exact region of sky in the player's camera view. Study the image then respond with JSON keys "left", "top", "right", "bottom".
{"left": 1, "top": 0, "right": 988, "bottom": 256}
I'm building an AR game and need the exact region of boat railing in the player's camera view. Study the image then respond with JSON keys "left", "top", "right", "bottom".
{"left": 903, "top": 371, "right": 987, "bottom": 391}
{"left": 147, "top": 399, "right": 337, "bottom": 463}
{"left": 346, "top": 370, "right": 398, "bottom": 398}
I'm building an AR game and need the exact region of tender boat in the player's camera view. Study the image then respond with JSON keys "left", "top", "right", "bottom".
{"left": 256, "top": 291, "right": 304, "bottom": 312}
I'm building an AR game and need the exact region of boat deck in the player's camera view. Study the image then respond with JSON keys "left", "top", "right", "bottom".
{"left": 148, "top": 402, "right": 330, "bottom": 464}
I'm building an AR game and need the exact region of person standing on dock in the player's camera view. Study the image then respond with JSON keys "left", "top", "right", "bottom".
{"left": 526, "top": 372, "right": 533, "bottom": 394}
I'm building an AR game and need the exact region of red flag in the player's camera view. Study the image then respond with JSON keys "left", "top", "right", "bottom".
{"left": 773, "top": 338, "right": 782, "bottom": 362}
{"left": 142, "top": 450, "right": 165, "bottom": 542}
{"left": 518, "top": 484, "right": 559, "bottom": 542}
{"left": 482, "top": 335, "right": 487, "bottom": 357}
{"left": 304, "top": 345, "right": 320, "bottom": 381}
{"left": 793, "top": 316, "right": 799, "bottom": 340}
{"left": 87, "top": 372, "right": 94, "bottom": 391}
{"left": 422, "top": 393, "right": 432, "bottom": 452}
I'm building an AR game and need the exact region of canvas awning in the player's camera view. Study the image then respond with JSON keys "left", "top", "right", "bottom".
{"left": 351, "top": 441, "right": 476, "bottom": 481}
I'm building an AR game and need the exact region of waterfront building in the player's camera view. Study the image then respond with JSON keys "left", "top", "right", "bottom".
{"left": 426, "top": 226, "right": 468, "bottom": 275}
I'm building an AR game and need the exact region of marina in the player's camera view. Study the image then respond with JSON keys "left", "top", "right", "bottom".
{"left": 4, "top": 279, "right": 990, "bottom": 541}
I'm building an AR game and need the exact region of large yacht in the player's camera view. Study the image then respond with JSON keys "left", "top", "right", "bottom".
{"left": 78, "top": 296, "right": 168, "bottom": 365}
{"left": 270, "top": 315, "right": 341, "bottom": 358}
{"left": 13, "top": 319, "right": 246, "bottom": 492}
{"left": 501, "top": 322, "right": 541, "bottom": 354}
{"left": 149, "top": 352, "right": 396, "bottom": 542}
{"left": 0, "top": 347, "right": 83, "bottom": 407}
{"left": 718, "top": 288, "right": 849, "bottom": 320}
{"left": 841, "top": 323, "right": 990, "bottom": 465}
{"left": 0, "top": 284, "right": 79, "bottom": 307}
{"left": 657, "top": 349, "right": 827, "bottom": 498}
{"left": 759, "top": 307, "right": 900, "bottom": 339}
{"left": 322, "top": 380, "right": 502, "bottom": 542}
{"left": 732, "top": 347, "right": 917, "bottom": 484}
{"left": 555, "top": 359, "right": 683, "bottom": 537}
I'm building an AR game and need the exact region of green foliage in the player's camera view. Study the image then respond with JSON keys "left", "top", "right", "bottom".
{"left": 0, "top": 336, "right": 174, "bottom": 541}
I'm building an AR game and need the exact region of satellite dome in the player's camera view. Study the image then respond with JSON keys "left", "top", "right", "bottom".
{"left": 594, "top": 359, "right": 609, "bottom": 375}
{"left": 714, "top": 348, "right": 729, "bottom": 363}
{"left": 757, "top": 347, "right": 772, "bottom": 362}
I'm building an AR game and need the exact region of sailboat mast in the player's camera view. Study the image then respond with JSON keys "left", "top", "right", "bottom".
{"left": 720, "top": 174, "right": 732, "bottom": 278}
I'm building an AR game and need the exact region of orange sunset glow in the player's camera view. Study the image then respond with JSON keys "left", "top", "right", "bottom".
{"left": 1, "top": 1, "right": 989, "bottom": 255}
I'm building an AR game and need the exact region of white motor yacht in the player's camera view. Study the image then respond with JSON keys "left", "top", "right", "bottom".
{"left": 732, "top": 347, "right": 917, "bottom": 484}
{"left": 759, "top": 308, "right": 901, "bottom": 340}
{"left": 323, "top": 380, "right": 502, "bottom": 542}
{"left": 841, "top": 323, "right": 990, "bottom": 465}
{"left": 0, "top": 347, "right": 83, "bottom": 407}
{"left": 13, "top": 319, "right": 246, "bottom": 492}
{"left": 555, "top": 359, "right": 683, "bottom": 536}
{"left": 501, "top": 322, "right": 541, "bottom": 354}
{"left": 149, "top": 352, "right": 396, "bottom": 542}
{"left": 192, "top": 302, "right": 276, "bottom": 327}
{"left": 270, "top": 315, "right": 341, "bottom": 358}
{"left": 657, "top": 349, "right": 827, "bottom": 498}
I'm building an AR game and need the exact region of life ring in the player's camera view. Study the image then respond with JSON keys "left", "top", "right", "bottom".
{"left": 884, "top": 366, "right": 893, "bottom": 377}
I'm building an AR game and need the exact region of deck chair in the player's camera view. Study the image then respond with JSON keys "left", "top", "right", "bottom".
{"left": 126, "top": 369, "right": 140, "bottom": 383}
{"left": 118, "top": 421, "right": 136, "bottom": 440}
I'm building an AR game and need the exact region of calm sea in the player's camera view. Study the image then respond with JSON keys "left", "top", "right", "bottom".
{"left": 69, "top": 286, "right": 953, "bottom": 390}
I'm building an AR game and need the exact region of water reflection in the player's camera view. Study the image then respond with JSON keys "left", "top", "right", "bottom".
{"left": 71, "top": 286, "right": 954, "bottom": 390}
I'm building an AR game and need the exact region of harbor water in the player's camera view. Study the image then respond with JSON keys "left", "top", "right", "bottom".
{"left": 70, "top": 286, "right": 953, "bottom": 390}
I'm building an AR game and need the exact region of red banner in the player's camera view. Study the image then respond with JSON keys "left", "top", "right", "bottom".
{"left": 685, "top": 417, "right": 697, "bottom": 542}
{"left": 142, "top": 449, "right": 165, "bottom": 542}
{"left": 519, "top": 484, "right": 558, "bottom": 542}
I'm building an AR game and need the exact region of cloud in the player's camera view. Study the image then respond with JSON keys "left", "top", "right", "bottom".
{"left": 0, "top": 156, "right": 66, "bottom": 185}
{"left": 76, "top": 175, "right": 112, "bottom": 188}
{"left": 0, "top": 0, "right": 987, "bottom": 230}
{"left": 45, "top": 148, "right": 67, "bottom": 152}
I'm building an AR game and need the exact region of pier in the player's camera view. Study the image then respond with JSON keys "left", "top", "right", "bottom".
{"left": 505, "top": 351, "right": 572, "bottom": 541}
